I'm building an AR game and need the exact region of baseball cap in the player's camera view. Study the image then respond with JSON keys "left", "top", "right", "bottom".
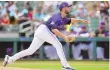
{"left": 99, "top": 25, "right": 104, "bottom": 29}
{"left": 100, "top": 21, "right": 105, "bottom": 25}
{"left": 58, "top": 2, "right": 72, "bottom": 10}
{"left": 81, "top": 25, "right": 86, "bottom": 29}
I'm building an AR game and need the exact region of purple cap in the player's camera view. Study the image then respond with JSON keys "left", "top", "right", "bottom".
{"left": 99, "top": 25, "right": 104, "bottom": 29}
{"left": 81, "top": 25, "right": 86, "bottom": 29}
{"left": 58, "top": 2, "right": 72, "bottom": 10}
{"left": 100, "top": 21, "right": 105, "bottom": 25}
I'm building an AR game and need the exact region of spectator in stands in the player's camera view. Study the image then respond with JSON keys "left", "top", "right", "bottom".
{"left": 51, "top": 1, "right": 59, "bottom": 12}
{"left": 99, "top": 21, "right": 109, "bottom": 35}
{"left": 0, "top": 3, "right": 3, "bottom": 18}
{"left": 24, "top": 1, "right": 31, "bottom": 10}
{"left": 18, "top": 8, "right": 29, "bottom": 24}
{"left": 97, "top": 2, "right": 109, "bottom": 32}
{"left": 7, "top": 1, "right": 19, "bottom": 24}
{"left": 79, "top": 25, "right": 89, "bottom": 37}
{"left": 33, "top": 6, "right": 45, "bottom": 30}
{"left": 76, "top": 4, "right": 88, "bottom": 19}
{"left": 89, "top": 4, "right": 99, "bottom": 18}
{"left": 33, "top": 7, "right": 45, "bottom": 23}
{"left": 1, "top": 2, "right": 18, "bottom": 25}
{"left": 24, "top": 1, "right": 33, "bottom": 20}
{"left": 95, "top": 25, "right": 106, "bottom": 37}
{"left": 14, "top": 9, "right": 22, "bottom": 20}
{"left": 8, "top": 12, "right": 18, "bottom": 24}
{"left": 78, "top": 25, "right": 93, "bottom": 59}
{"left": 0, "top": 2, "right": 10, "bottom": 31}
{"left": 95, "top": 25, "right": 107, "bottom": 60}
{"left": 0, "top": 14, "right": 9, "bottom": 25}
{"left": 17, "top": 2, "right": 32, "bottom": 24}
{"left": 8, "top": 1, "right": 17, "bottom": 16}
{"left": 1, "top": 2, "right": 9, "bottom": 17}
{"left": 27, "top": 7, "right": 33, "bottom": 20}
{"left": 43, "top": 1, "right": 53, "bottom": 14}
{"left": 99, "top": 3, "right": 109, "bottom": 19}
{"left": 71, "top": 25, "right": 94, "bottom": 60}
{"left": 0, "top": 8, "right": 3, "bottom": 30}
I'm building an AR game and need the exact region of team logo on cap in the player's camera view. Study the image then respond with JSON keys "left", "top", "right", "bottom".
{"left": 51, "top": 22, "right": 55, "bottom": 25}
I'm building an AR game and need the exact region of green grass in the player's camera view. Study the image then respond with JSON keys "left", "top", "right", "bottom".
{"left": 0, "top": 60, "right": 109, "bottom": 70}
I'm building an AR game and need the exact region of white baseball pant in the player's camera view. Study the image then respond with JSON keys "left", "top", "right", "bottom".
{"left": 44, "top": 45, "right": 58, "bottom": 60}
{"left": 97, "top": 47, "right": 104, "bottom": 59}
{"left": 72, "top": 44, "right": 82, "bottom": 60}
{"left": 8, "top": 24, "right": 71, "bottom": 67}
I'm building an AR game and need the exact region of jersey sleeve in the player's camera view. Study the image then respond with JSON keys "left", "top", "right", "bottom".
{"left": 46, "top": 17, "right": 58, "bottom": 30}
{"left": 49, "top": 21, "right": 58, "bottom": 30}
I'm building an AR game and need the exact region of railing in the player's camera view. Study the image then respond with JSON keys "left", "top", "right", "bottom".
{"left": 19, "top": 21, "right": 34, "bottom": 37}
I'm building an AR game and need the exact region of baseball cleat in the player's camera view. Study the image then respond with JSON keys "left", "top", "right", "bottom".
{"left": 2, "top": 55, "right": 9, "bottom": 67}
{"left": 62, "top": 66, "right": 75, "bottom": 70}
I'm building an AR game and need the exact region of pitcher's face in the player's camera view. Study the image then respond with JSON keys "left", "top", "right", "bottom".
{"left": 64, "top": 7, "right": 70, "bottom": 14}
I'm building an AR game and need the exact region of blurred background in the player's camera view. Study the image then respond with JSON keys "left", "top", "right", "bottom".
{"left": 0, "top": 1, "right": 109, "bottom": 61}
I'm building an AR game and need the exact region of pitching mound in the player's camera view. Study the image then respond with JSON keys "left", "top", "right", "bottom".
{"left": 0, "top": 67, "right": 47, "bottom": 70}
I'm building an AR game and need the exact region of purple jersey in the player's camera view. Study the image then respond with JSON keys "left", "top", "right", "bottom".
{"left": 45, "top": 13, "right": 71, "bottom": 31}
